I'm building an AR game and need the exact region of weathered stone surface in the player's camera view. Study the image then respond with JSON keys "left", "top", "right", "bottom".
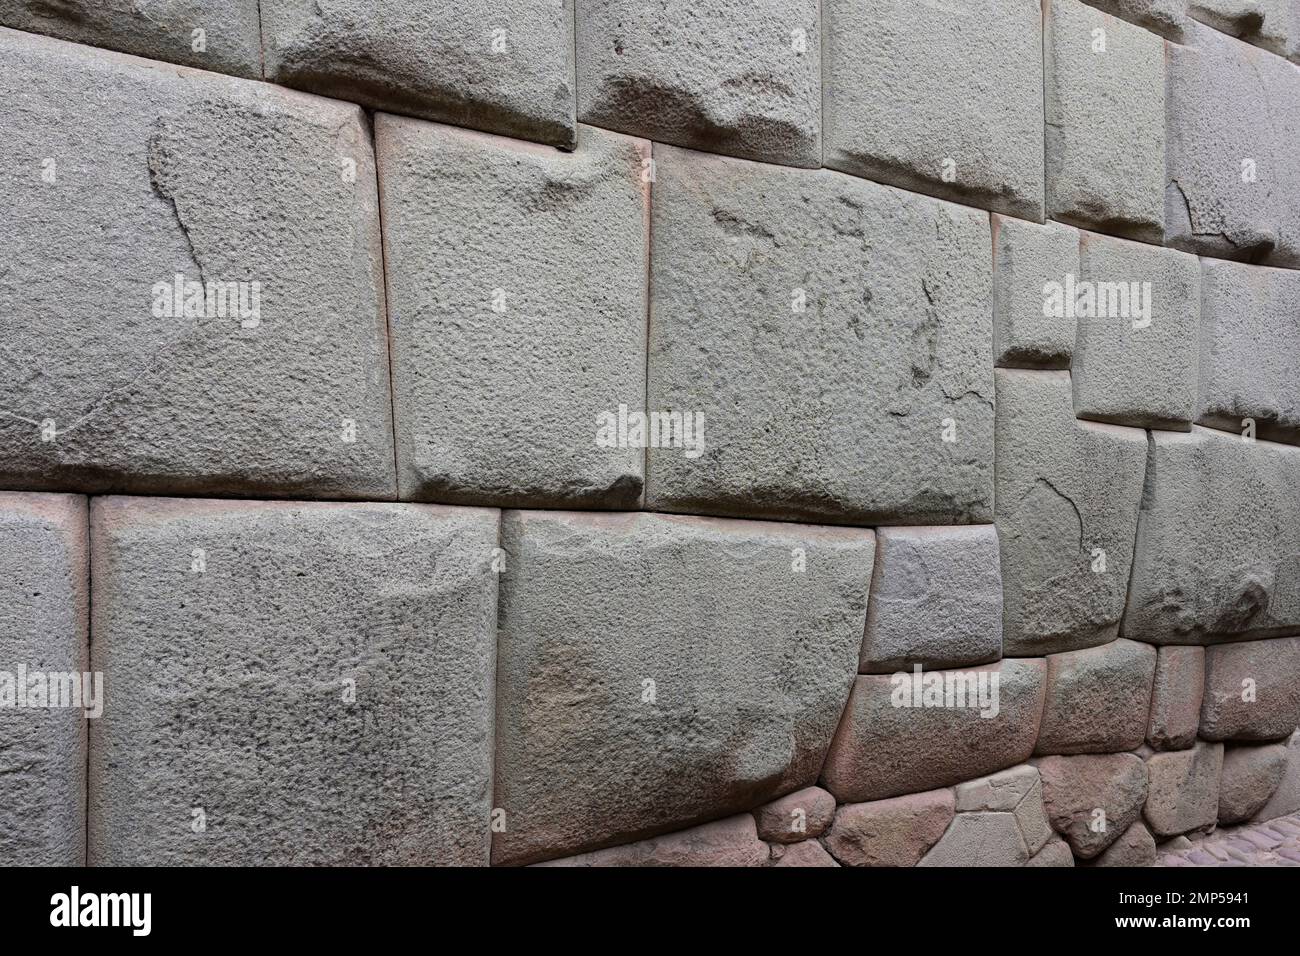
{"left": 992, "top": 216, "right": 1080, "bottom": 369}
{"left": 956, "top": 765, "right": 1054, "bottom": 855}
{"left": 261, "top": 0, "right": 576, "bottom": 147}
{"left": 0, "top": 0, "right": 262, "bottom": 78}
{"left": 822, "top": 0, "right": 1044, "bottom": 220}
{"left": 376, "top": 117, "right": 648, "bottom": 508}
{"left": 1073, "top": 234, "right": 1199, "bottom": 430}
{"left": 822, "top": 789, "right": 955, "bottom": 867}
{"left": 859, "top": 526, "right": 1002, "bottom": 673}
{"left": 494, "top": 509, "right": 874, "bottom": 866}
{"left": 1148, "top": 646, "right": 1205, "bottom": 750}
{"left": 0, "top": 493, "right": 87, "bottom": 867}
{"left": 1090, "top": 820, "right": 1156, "bottom": 866}
{"left": 1252, "top": 732, "right": 1300, "bottom": 822}
{"left": 753, "top": 786, "right": 836, "bottom": 844}
{"left": 820, "top": 660, "right": 1047, "bottom": 803}
{"left": 1081, "top": 0, "right": 1190, "bottom": 41}
{"left": 0, "top": 29, "right": 395, "bottom": 499}
{"left": 1037, "top": 753, "right": 1149, "bottom": 857}
{"left": 1037, "top": 639, "right": 1157, "bottom": 755}
{"left": 646, "top": 145, "right": 994, "bottom": 527}
{"left": 1144, "top": 740, "right": 1224, "bottom": 837}
{"left": 1219, "top": 743, "right": 1290, "bottom": 824}
{"left": 88, "top": 498, "right": 499, "bottom": 865}
{"left": 1046, "top": 0, "right": 1165, "bottom": 241}
{"left": 536, "top": 814, "right": 768, "bottom": 867}
{"left": 575, "top": 0, "right": 821, "bottom": 167}
{"left": 1124, "top": 428, "right": 1300, "bottom": 644}
{"left": 1026, "top": 835, "right": 1077, "bottom": 866}
{"left": 1189, "top": 0, "right": 1300, "bottom": 60}
{"left": 918, "top": 812, "right": 1030, "bottom": 867}
{"left": 995, "top": 370, "right": 1147, "bottom": 656}
{"left": 1197, "top": 259, "right": 1300, "bottom": 445}
{"left": 770, "top": 839, "right": 839, "bottom": 867}
{"left": 1200, "top": 637, "right": 1300, "bottom": 742}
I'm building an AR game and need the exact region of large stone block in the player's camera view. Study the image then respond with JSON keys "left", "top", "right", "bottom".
{"left": 954, "top": 764, "right": 1054, "bottom": 855}
{"left": 646, "top": 145, "right": 994, "bottom": 527}
{"left": 493, "top": 509, "right": 874, "bottom": 866}
{"left": 1189, "top": 0, "right": 1300, "bottom": 60}
{"left": 261, "top": 0, "right": 576, "bottom": 147}
{"left": 1200, "top": 636, "right": 1300, "bottom": 742}
{"left": 820, "top": 660, "right": 1047, "bottom": 803}
{"left": 822, "top": 0, "right": 1044, "bottom": 220}
{"left": 1147, "top": 645, "right": 1205, "bottom": 750}
{"left": 1143, "top": 740, "right": 1224, "bottom": 837}
{"left": 535, "top": 814, "right": 768, "bottom": 867}
{"left": 0, "top": 493, "right": 88, "bottom": 867}
{"left": 995, "top": 370, "right": 1147, "bottom": 656}
{"left": 0, "top": 30, "right": 395, "bottom": 499}
{"left": 822, "top": 789, "right": 955, "bottom": 867}
{"left": 88, "top": 498, "right": 499, "bottom": 865}
{"left": 1081, "top": 0, "right": 1190, "bottom": 41}
{"left": 1252, "top": 731, "right": 1300, "bottom": 821}
{"left": 1036, "top": 639, "right": 1157, "bottom": 755}
{"left": 376, "top": 117, "right": 648, "bottom": 508}
{"left": 1219, "top": 743, "right": 1290, "bottom": 824}
{"left": 1046, "top": 0, "right": 1165, "bottom": 241}
{"left": 917, "top": 812, "right": 1030, "bottom": 867}
{"left": 992, "top": 216, "right": 1080, "bottom": 370}
{"left": 1036, "top": 753, "right": 1148, "bottom": 858}
{"left": 1089, "top": 820, "right": 1156, "bottom": 866}
{"left": 575, "top": 0, "right": 821, "bottom": 167}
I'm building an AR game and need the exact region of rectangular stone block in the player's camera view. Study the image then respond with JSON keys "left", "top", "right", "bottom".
{"left": 1081, "top": 0, "right": 1191, "bottom": 41}
{"left": 261, "top": 0, "right": 577, "bottom": 147}
{"left": 493, "top": 509, "right": 874, "bottom": 866}
{"left": 1147, "top": 645, "right": 1205, "bottom": 750}
{"left": 376, "top": 117, "right": 648, "bottom": 508}
{"left": 1035, "top": 638, "right": 1157, "bottom": 755}
{"left": 823, "top": 0, "right": 1045, "bottom": 220}
{"left": 1201, "top": 636, "right": 1300, "bottom": 742}
{"left": 89, "top": 497, "right": 499, "bottom": 865}
{"left": 993, "top": 216, "right": 1080, "bottom": 369}
{"left": 575, "top": 0, "right": 821, "bottom": 166}
{"left": 646, "top": 144, "right": 994, "bottom": 527}
{"left": 1143, "top": 739, "right": 1223, "bottom": 836}
{"left": 0, "top": 492, "right": 87, "bottom": 866}
{"left": 0, "top": 30, "right": 396, "bottom": 499}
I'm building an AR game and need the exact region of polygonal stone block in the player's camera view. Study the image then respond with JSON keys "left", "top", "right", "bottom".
{"left": 1143, "top": 740, "right": 1223, "bottom": 837}
{"left": 1036, "top": 753, "right": 1148, "bottom": 857}
{"left": 1147, "top": 645, "right": 1205, "bottom": 750}
{"left": 1081, "top": 0, "right": 1190, "bottom": 41}
{"left": 770, "top": 840, "right": 839, "bottom": 867}
{"left": 992, "top": 216, "right": 1080, "bottom": 369}
{"left": 89, "top": 498, "right": 500, "bottom": 865}
{"left": 376, "top": 117, "right": 648, "bottom": 508}
{"left": 1189, "top": 0, "right": 1300, "bottom": 60}
{"left": 535, "top": 814, "right": 768, "bottom": 867}
{"left": 822, "top": 789, "right": 955, "bottom": 867}
{"left": 1089, "top": 820, "right": 1156, "bottom": 866}
{"left": 1219, "top": 742, "right": 1289, "bottom": 824}
{"left": 753, "top": 787, "right": 836, "bottom": 844}
{"left": 1026, "top": 835, "right": 1076, "bottom": 866}
{"left": 1036, "top": 639, "right": 1157, "bottom": 755}
{"left": 918, "top": 812, "right": 1030, "bottom": 867}
{"left": 1200, "top": 636, "right": 1300, "bottom": 742}
{"left": 955, "top": 764, "right": 1054, "bottom": 855}
{"left": 1252, "top": 731, "right": 1300, "bottom": 821}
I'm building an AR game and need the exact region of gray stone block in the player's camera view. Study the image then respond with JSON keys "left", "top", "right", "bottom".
{"left": 1147, "top": 645, "right": 1205, "bottom": 750}
{"left": 1252, "top": 731, "right": 1300, "bottom": 821}
{"left": 918, "top": 812, "right": 1030, "bottom": 867}
{"left": 1189, "top": 0, "right": 1300, "bottom": 60}
{"left": 1088, "top": 820, "right": 1156, "bottom": 866}
{"left": 1144, "top": 740, "right": 1223, "bottom": 837}
{"left": 646, "top": 144, "right": 994, "bottom": 527}
{"left": 1036, "top": 639, "right": 1158, "bottom": 755}
{"left": 0, "top": 29, "right": 396, "bottom": 499}
{"left": 0, "top": 493, "right": 88, "bottom": 867}
{"left": 88, "top": 497, "right": 499, "bottom": 865}
{"left": 1037, "top": 753, "right": 1149, "bottom": 857}
{"left": 993, "top": 216, "right": 1080, "bottom": 369}
{"left": 493, "top": 509, "right": 874, "bottom": 866}
{"left": 535, "top": 814, "right": 768, "bottom": 867}
{"left": 261, "top": 0, "right": 577, "bottom": 148}
{"left": 1081, "top": 0, "right": 1191, "bottom": 41}
{"left": 575, "top": 0, "right": 821, "bottom": 166}
{"left": 822, "top": 789, "right": 955, "bottom": 867}
{"left": 1026, "top": 835, "right": 1077, "bottom": 866}
{"left": 375, "top": 117, "right": 648, "bottom": 508}
{"left": 1200, "top": 636, "right": 1300, "bottom": 742}
{"left": 954, "top": 765, "right": 1054, "bottom": 855}
{"left": 1219, "top": 742, "right": 1289, "bottom": 824}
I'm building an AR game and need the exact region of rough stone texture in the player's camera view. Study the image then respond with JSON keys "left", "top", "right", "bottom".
{"left": 1197, "top": 259, "right": 1300, "bottom": 445}
{"left": 0, "top": 0, "right": 262, "bottom": 78}
{"left": 88, "top": 497, "right": 499, "bottom": 866}
{"left": 955, "top": 765, "right": 1054, "bottom": 855}
{"left": 1037, "top": 753, "right": 1149, "bottom": 857}
{"left": 753, "top": 786, "right": 836, "bottom": 844}
{"left": 769, "top": 839, "right": 840, "bottom": 867}
{"left": 995, "top": 369, "right": 1147, "bottom": 656}
{"left": 992, "top": 216, "right": 1080, "bottom": 369}
{"left": 646, "top": 145, "right": 994, "bottom": 527}
{"left": 1090, "top": 820, "right": 1157, "bottom": 866}
{"left": 0, "top": 493, "right": 88, "bottom": 867}
{"left": 1081, "top": 0, "right": 1191, "bottom": 41}
{"left": 1072, "top": 234, "right": 1200, "bottom": 430}
{"left": 820, "top": 660, "right": 1048, "bottom": 803}
{"left": 575, "top": 0, "right": 821, "bottom": 167}
{"left": 1189, "top": 0, "right": 1300, "bottom": 60}
{"left": 1200, "top": 637, "right": 1300, "bottom": 742}
{"left": 1147, "top": 646, "right": 1206, "bottom": 750}
{"left": 376, "top": 117, "right": 648, "bottom": 508}
{"left": 536, "top": 814, "right": 768, "bottom": 867}
{"left": 1219, "top": 743, "right": 1290, "bottom": 824}
{"left": 1046, "top": 0, "right": 1165, "bottom": 242}
{"left": 0, "top": 29, "right": 395, "bottom": 500}
{"left": 1144, "top": 740, "right": 1225, "bottom": 837}
{"left": 261, "top": 0, "right": 576, "bottom": 148}
{"left": 1252, "top": 732, "right": 1300, "bottom": 822}
{"left": 1124, "top": 428, "right": 1300, "bottom": 645}
{"left": 918, "top": 812, "right": 1031, "bottom": 867}
{"left": 1027, "top": 835, "right": 1077, "bottom": 866}
{"left": 859, "top": 526, "right": 1002, "bottom": 673}
{"left": 822, "top": 0, "right": 1044, "bottom": 220}
{"left": 493, "top": 509, "right": 874, "bottom": 866}
{"left": 1037, "top": 639, "right": 1158, "bottom": 755}
{"left": 822, "top": 789, "right": 955, "bottom": 867}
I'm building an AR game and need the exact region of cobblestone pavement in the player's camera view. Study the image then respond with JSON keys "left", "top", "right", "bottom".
{"left": 1157, "top": 812, "right": 1300, "bottom": 866}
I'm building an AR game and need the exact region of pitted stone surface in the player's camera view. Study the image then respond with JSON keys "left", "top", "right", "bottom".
{"left": 1189, "top": 0, "right": 1300, "bottom": 61}
{"left": 753, "top": 786, "right": 836, "bottom": 844}
{"left": 1200, "top": 637, "right": 1300, "bottom": 742}
{"left": 822, "top": 789, "right": 955, "bottom": 867}
{"left": 1147, "top": 646, "right": 1205, "bottom": 751}
{"left": 376, "top": 117, "right": 648, "bottom": 508}
{"left": 1081, "top": 0, "right": 1190, "bottom": 40}
{"left": 1219, "top": 743, "right": 1290, "bottom": 824}
{"left": 1036, "top": 639, "right": 1157, "bottom": 755}
{"left": 1037, "top": 753, "right": 1149, "bottom": 857}
{"left": 1253, "top": 732, "right": 1300, "bottom": 822}
{"left": 992, "top": 216, "right": 1080, "bottom": 369}
{"left": 575, "top": 0, "right": 821, "bottom": 167}
{"left": 493, "top": 509, "right": 874, "bottom": 866}
{"left": 1144, "top": 740, "right": 1224, "bottom": 837}
{"left": 88, "top": 497, "right": 499, "bottom": 866}
{"left": 918, "top": 812, "right": 1030, "bottom": 867}
{"left": 535, "top": 814, "right": 769, "bottom": 867}
{"left": 1090, "top": 820, "right": 1157, "bottom": 866}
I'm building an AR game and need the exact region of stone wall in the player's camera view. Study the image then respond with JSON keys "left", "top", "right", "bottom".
{"left": 1, "top": 0, "right": 1299, "bottom": 867}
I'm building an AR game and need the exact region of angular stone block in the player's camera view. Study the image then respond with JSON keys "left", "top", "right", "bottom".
{"left": 0, "top": 493, "right": 88, "bottom": 867}
{"left": 822, "top": 0, "right": 1044, "bottom": 220}
{"left": 1143, "top": 740, "right": 1224, "bottom": 837}
{"left": 822, "top": 789, "right": 955, "bottom": 867}
{"left": 918, "top": 812, "right": 1030, "bottom": 867}
{"left": 820, "top": 660, "right": 1047, "bottom": 803}
{"left": 376, "top": 117, "right": 648, "bottom": 508}
{"left": 261, "top": 0, "right": 576, "bottom": 147}
{"left": 1189, "top": 0, "right": 1300, "bottom": 60}
{"left": 0, "top": 0, "right": 262, "bottom": 78}
{"left": 995, "top": 369, "right": 1147, "bottom": 656}
{"left": 1252, "top": 731, "right": 1300, "bottom": 821}
{"left": 88, "top": 498, "right": 499, "bottom": 865}
{"left": 1089, "top": 820, "right": 1156, "bottom": 866}
{"left": 753, "top": 786, "right": 836, "bottom": 844}
{"left": 770, "top": 839, "right": 839, "bottom": 867}
{"left": 1219, "top": 742, "right": 1289, "bottom": 824}
{"left": 493, "top": 510, "right": 874, "bottom": 866}
{"left": 955, "top": 765, "right": 1053, "bottom": 855}
{"left": 1072, "top": 234, "right": 1199, "bottom": 430}
{"left": 535, "top": 814, "right": 768, "bottom": 867}
{"left": 1081, "top": 0, "right": 1191, "bottom": 41}
{"left": 646, "top": 145, "right": 994, "bottom": 527}
{"left": 575, "top": 0, "right": 821, "bottom": 166}
{"left": 1037, "top": 753, "right": 1149, "bottom": 858}
{"left": 1036, "top": 639, "right": 1157, "bottom": 755}
{"left": 992, "top": 216, "right": 1080, "bottom": 369}
{"left": 0, "top": 30, "right": 395, "bottom": 499}
{"left": 1026, "top": 835, "right": 1077, "bottom": 866}
{"left": 1200, "top": 637, "right": 1300, "bottom": 742}
{"left": 1147, "top": 645, "right": 1205, "bottom": 750}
